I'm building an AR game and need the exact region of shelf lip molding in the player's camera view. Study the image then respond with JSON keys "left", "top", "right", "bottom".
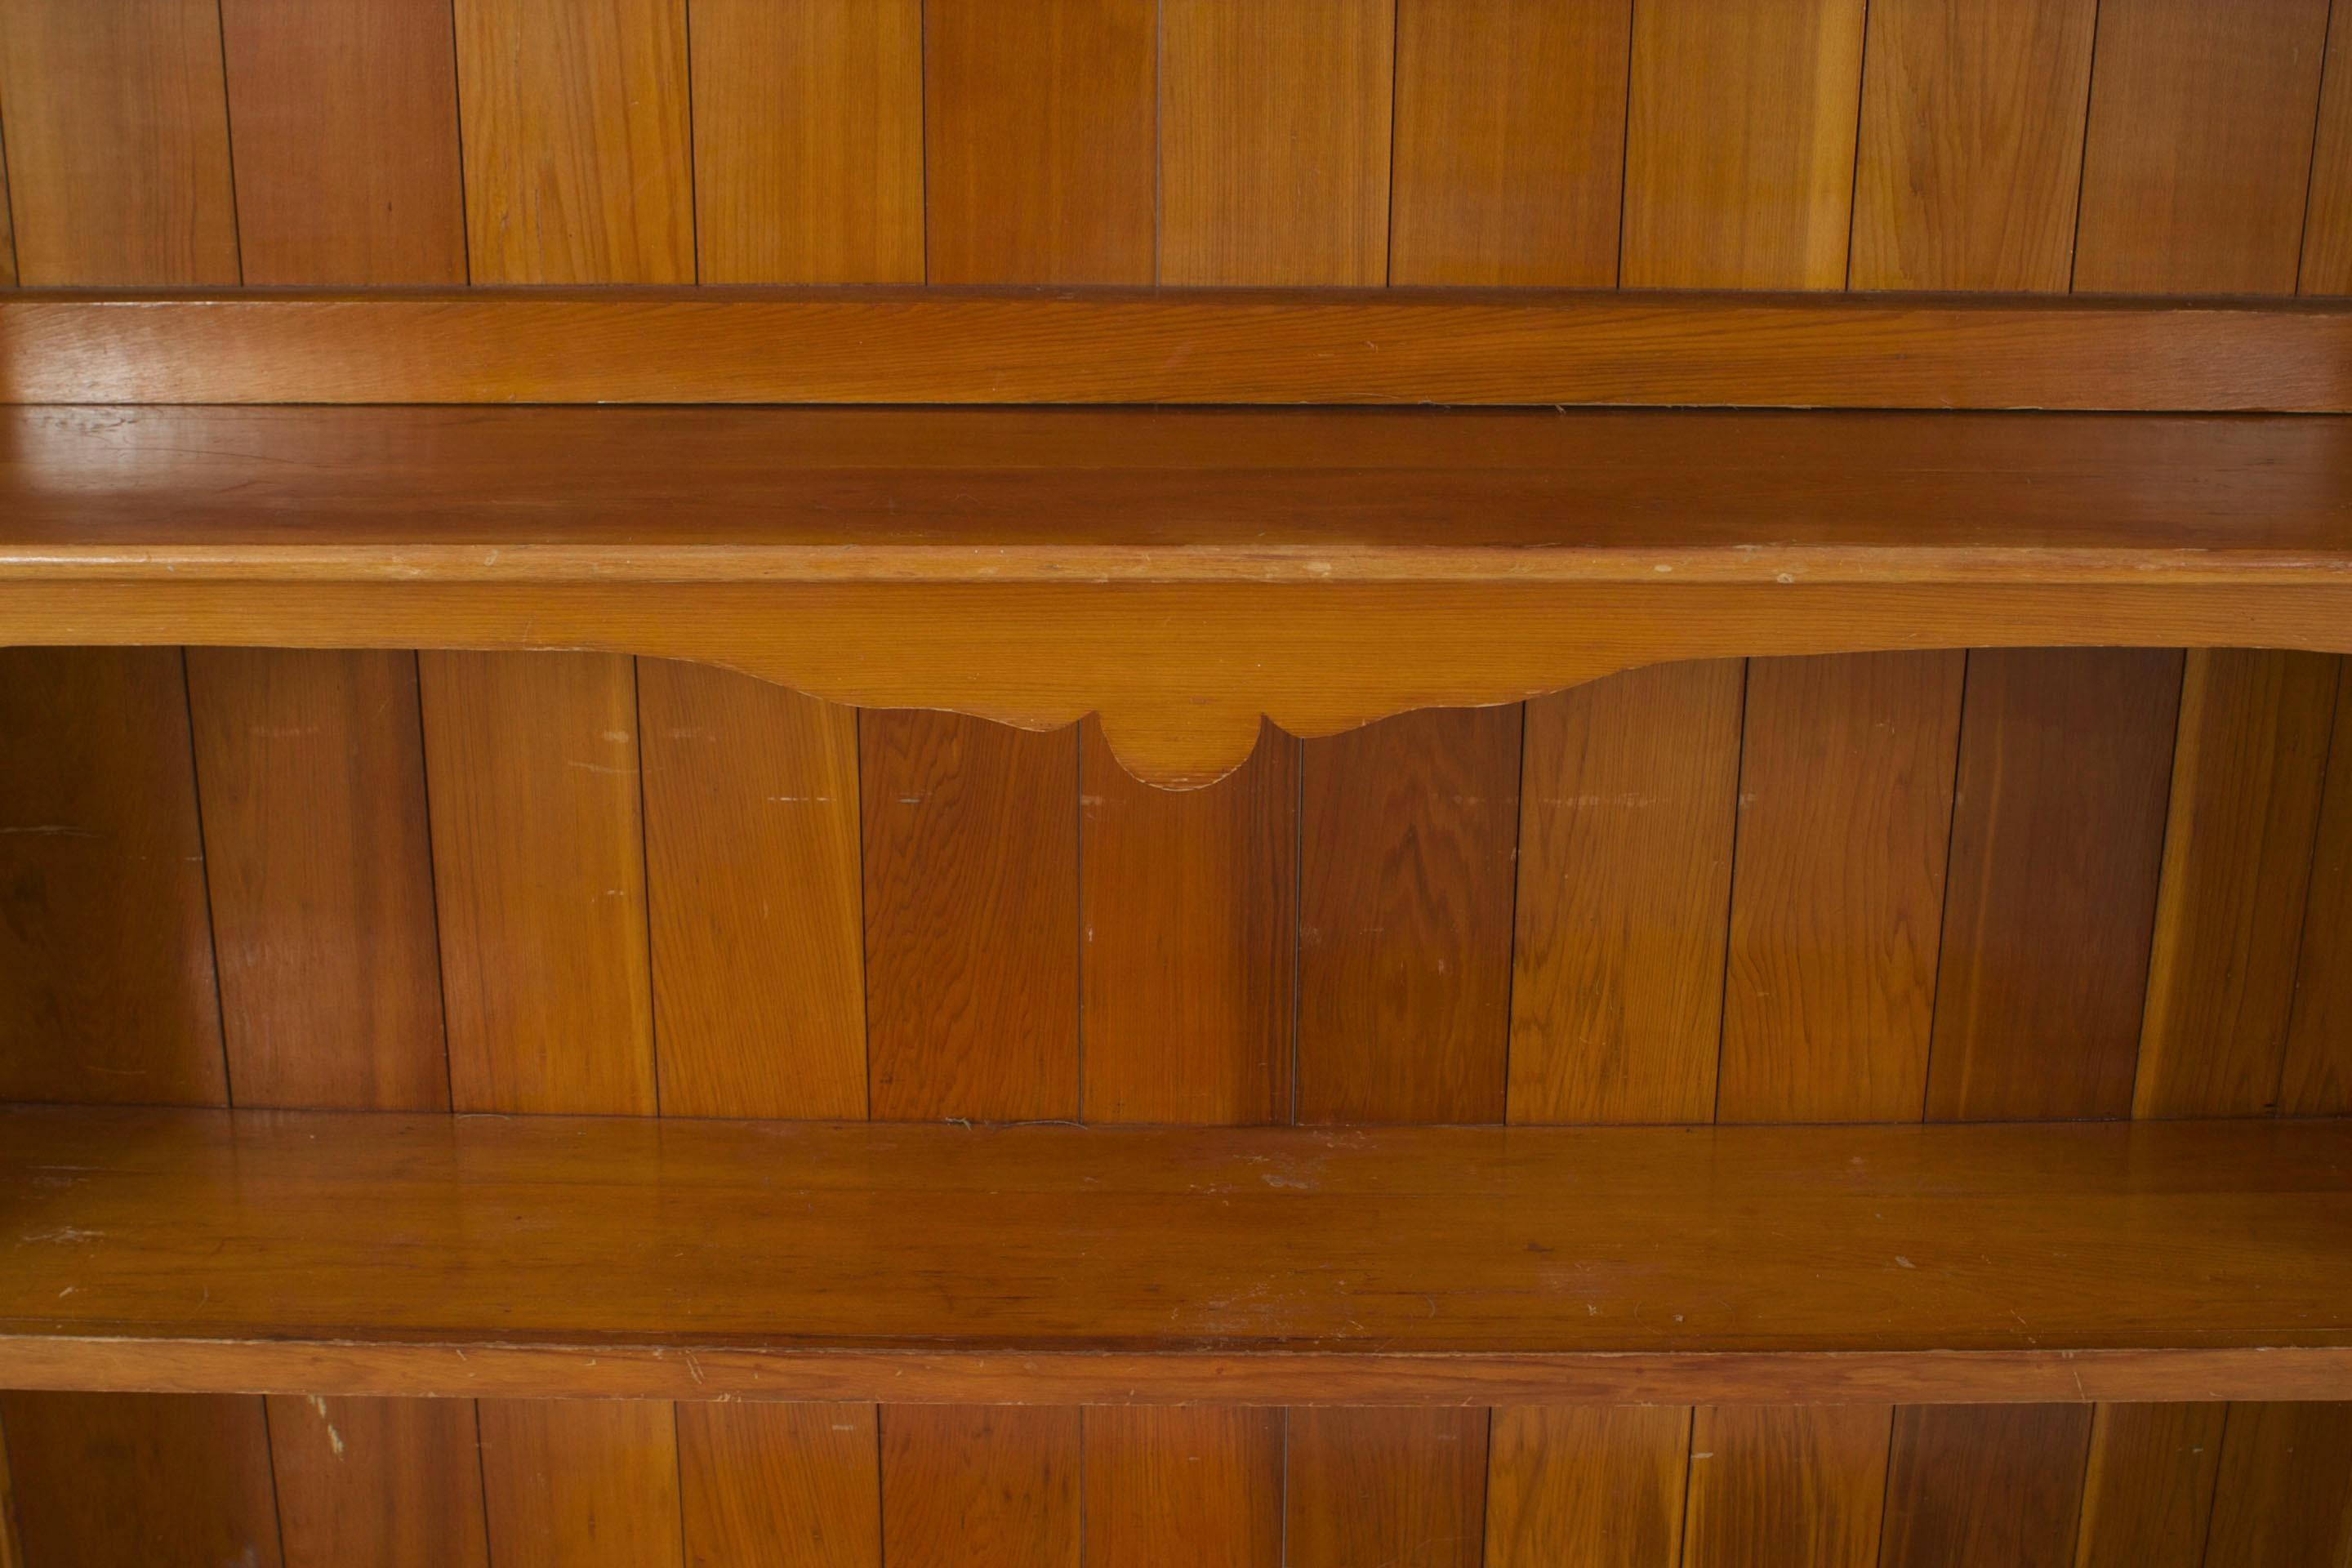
{"left": 3, "top": 287, "right": 2348, "bottom": 410}
{"left": 4, "top": 1107, "right": 2350, "bottom": 1406}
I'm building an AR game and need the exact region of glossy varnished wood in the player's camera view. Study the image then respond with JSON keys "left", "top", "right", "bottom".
{"left": 1082, "top": 1408, "right": 1281, "bottom": 1568}
{"left": 1878, "top": 1404, "right": 2091, "bottom": 1567}
{"left": 1284, "top": 1409, "right": 1486, "bottom": 1568}
{"left": 266, "top": 1395, "right": 489, "bottom": 1568}
{"left": 0, "top": 1392, "right": 281, "bottom": 1568}
{"left": 2285, "top": 662, "right": 2352, "bottom": 1113}
{"left": 675, "top": 1403, "right": 880, "bottom": 1568}
{"left": 476, "top": 1401, "right": 681, "bottom": 1568}
{"left": 1680, "top": 1405, "right": 1890, "bottom": 1568}
{"left": 2073, "top": 1402, "right": 2227, "bottom": 1568}
{"left": 1483, "top": 1406, "right": 1688, "bottom": 1568}
{"left": 2307, "top": 0, "right": 2352, "bottom": 295}
{"left": 880, "top": 1407, "right": 1078, "bottom": 1568}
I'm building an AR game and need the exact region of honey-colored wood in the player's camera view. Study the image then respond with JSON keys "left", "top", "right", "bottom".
{"left": 0, "top": 135, "right": 16, "bottom": 288}
{"left": 186, "top": 649, "right": 448, "bottom": 1111}
{"left": 2284, "top": 662, "right": 2352, "bottom": 1113}
{"left": 266, "top": 1395, "right": 490, "bottom": 1568}
{"left": 0, "top": 1392, "right": 282, "bottom": 1568}
{"left": 450, "top": 0, "right": 694, "bottom": 284}
{"left": 1081, "top": 1408, "right": 1282, "bottom": 1568}
{"left": 419, "top": 651, "right": 657, "bottom": 1116}
{"left": 1484, "top": 1407, "right": 1689, "bottom": 1568}
{"left": 1848, "top": 0, "right": 2096, "bottom": 291}
{"left": 0, "top": 0, "right": 238, "bottom": 285}
{"left": 0, "top": 648, "right": 225, "bottom": 1106}
{"left": 1681, "top": 1405, "right": 1891, "bottom": 1568}
{"left": 690, "top": 0, "right": 921, "bottom": 284}
{"left": 1925, "top": 650, "right": 2181, "bottom": 1120}
{"left": 861, "top": 714, "right": 1078, "bottom": 1118}
{"left": 2305, "top": 0, "right": 2352, "bottom": 295}
{"left": 639, "top": 660, "right": 866, "bottom": 1120}
{"left": 477, "top": 1401, "right": 682, "bottom": 1568}
{"left": 1298, "top": 709, "right": 1520, "bottom": 1122}
{"left": 1508, "top": 661, "right": 1742, "bottom": 1125}
{"left": 2203, "top": 1401, "right": 2352, "bottom": 1566}
{"left": 2074, "top": 0, "right": 2333, "bottom": 295}
{"left": 880, "top": 1407, "right": 1079, "bottom": 1568}
{"left": 1719, "top": 652, "right": 1965, "bottom": 1122}
{"left": 217, "top": 0, "right": 468, "bottom": 284}
{"left": 2136, "top": 650, "right": 2340, "bottom": 1117}
{"left": 1285, "top": 1409, "right": 1486, "bottom": 1568}
{"left": 1388, "top": 0, "right": 1632, "bottom": 287}
{"left": 2072, "top": 1402, "right": 2227, "bottom": 1568}
{"left": 1878, "top": 1405, "right": 2091, "bottom": 1567}
{"left": 676, "top": 1404, "right": 880, "bottom": 1568}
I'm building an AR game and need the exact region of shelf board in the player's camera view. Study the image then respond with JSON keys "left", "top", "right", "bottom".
{"left": 3, "top": 1107, "right": 2349, "bottom": 1405}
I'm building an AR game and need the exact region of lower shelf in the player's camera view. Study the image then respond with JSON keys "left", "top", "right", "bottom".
{"left": 2, "top": 1107, "right": 2347, "bottom": 1406}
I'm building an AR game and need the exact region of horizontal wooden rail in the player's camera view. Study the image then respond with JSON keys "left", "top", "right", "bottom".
{"left": 3, "top": 1107, "right": 2348, "bottom": 1405}
{"left": 3, "top": 288, "right": 2347, "bottom": 409}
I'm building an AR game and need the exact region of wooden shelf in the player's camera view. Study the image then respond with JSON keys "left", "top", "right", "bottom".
{"left": 4, "top": 1106, "right": 2349, "bottom": 1406}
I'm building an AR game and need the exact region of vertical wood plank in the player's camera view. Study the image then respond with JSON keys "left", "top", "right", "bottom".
{"left": 2072, "top": 1402, "right": 2226, "bottom": 1568}
{"left": 0, "top": 122, "right": 17, "bottom": 287}
{"left": 2136, "top": 650, "right": 2339, "bottom": 1117}
{"left": 677, "top": 1404, "right": 880, "bottom": 1568}
{"left": 0, "top": 648, "right": 225, "bottom": 1106}
{"left": 923, "top": 0, "right": 1156, "bottom": 284}
{"left": 218, "top": 0, "right": 468, "bottom": 284}
{"left": 1508, "top": 662, "right": 1743, "bottom": 1125}
{"left": 1620, "top": 0, "right": 1869, "bottom": 288}
{"left": 880, "top": 1406, "right": 1080, "bottom": 1568}
{"left": 1718, "top": 652, "right": 1965, "bottom": 1123}
{"left": 1298, "top": 709, "right": 1521, "bottom": 1125}
{"left": 0, "top": 1413, "right": 19, "bottom": 1568}
{"left": 0, "top": 1392, "right": 282, "bottom": 1568}
{"left": 1848, "top": 0, "right": 2098, "bottom": 290}
{"left": 639, "top": 662, "right": 866, "bottom": 1120}
{"left": 1082, "top": 1408, "right": 1282, "bottom": 1568}
{"left": 2305, "top": 0, "right": 2352, "bottom": 294}
{"left": 1924, "top": 650, "right": 2181, "bottom": 1121}
{"left": 2073, "top": 0, "right": 2332, "bottom": 294}
{"left": 1388, "top": 0, "right": 1633, "bottom": 287}
{"left": 2202, "top": 1402, "right": 2352, "bottom": 1566}
{"left": 1484, "top": 1407, "right": 1690, "bottom": 1568}
{"left": 478, "top": 1401, "right": 682, "bottom": 1568}
{"left": 1159, "top": 0, "right": 1396, "bottom": 285}
{"left": 267, "top": 1396, "right": 489, "bottom": 1568}
{"left": 1878, "top": 1405, "right": 2091, "bottom": 1568}
{"left": 186, "top": 650, "right": 448, "bottom": 1111}
{"left": 691, "top": 0, "right": 921, "bottom": 284}
{"left": 1285, "top": 1408, "right": 1488, "bottom": 1568}
{"left": 862, "top": 714, "right": 1079, "bottom": 1121}
{"left": 420, "top": 651, "right": 657, "bottom": 1116}
{"left": 2283, "top": 661, "right": 2352, "bottom": 1113}
{"left": 0, "top": 0, "right": 240, "bottom": 284}
{"left": 1681, "top": 1405, "right": 1890, "bottom": 1568}
{"left": 451, "top": 0, "right": 694, "bottom": 283}
{"left": 1081, "top": 722, "right": 1297, "bottom": 1124}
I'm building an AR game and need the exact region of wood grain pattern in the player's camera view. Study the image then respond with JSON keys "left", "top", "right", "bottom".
{"left": 923, "top": 0, "right": 1155, "bottom": 284}
{"left": 1388, "top": 0, "right": 1633, "bottom": 287}
{"left": 1718, "top": 652, "right": 1965, "bottom": 1122}
{"left": 2074, "top": 0, "right": 2334, "bottom": 294}
{"left": 2284, "top": 662, "right": 2352, "bottom": 1113}
{"left": 1621, "top": 0, "right": 1868, "bottom": 287}
{"left": 0, "top": 648, "right": 225, "bottom": 1106}
{"left": 1082, "top": 1408, "right": 1282, "bottom": 1568}
{"left": 477, "top": 1401, "right": 681, "bottom": 1568}
{"left": 267, "top": 1395, "right": 489, "bottom": 1568}
{"left": 2203, "top": 1401, "right": 2352, "bottom": 1566}
{"left": 1484, "top": 1406, "right": 1689, "bottom": 1568}
{"left": 1158, "top": 0, "right": 1394, "bottom": 285}
{"left": 1849, "top": 0, "right": 2097, "bottom": 290}
{"left": 451, "top": 0, "right": 693, "bottom": 283}
{"left": 419, "top": 651, "right": 657, "bottom": 1116}
{"left": 1878, "top": 1405, "right": 2091, "bottom": 1567}
{"left": 2136, "top": 649, "right": 2340, "bottom": 1117}
{"left": 1508, "top": 662, "right": 1743, "bottom": 1125}
{"left": 2072, "top": 1402, "right": 2226, "bottom": 1568}
{"left": 1080, "top": 720, "right": 1296, "bottom": 1124}
{"left": 880, "top": 1406, "right": 1080, "bottom": 1568}
{"left": 0, "top": 109, "right": 17, "bottom": 288}
{"left": 1298, "top": 708, "right": 1521, "bottom": 1123}
{"left": 185, "top": 649, "right": 448, "bottom": 1111}
{"left": 1681, "top": 1405, "right": 1891, "bottom": 1568}
{"left": 691, "top": 0, "right": 920, "bottom": 284}
{"left": 2305, "top": 0, "right": 2352, "bottom": 294}
{"left": 0, "top": 1416, "right": 18, "bottom": 1568}
{"left": 638, "top": 660, "right": 866, "bottom": 1120}
{"left": 1285, "top": 1408, "right": 1487, "bottom": 1568}
{"left": 861, "top": 714, "right": 1078, "bottom": 1120}
{"left": 1924, "top": 650, "right": 2181, "bottom": 1120}
{"left": 676, "top": 1403, "right": 880, "bottom": 1568}
{"left": 0, "top": 0, "right": 238, "bottom": 285}
{"left": 217, "top": 0, "right": 468, "bottom": 284}
{"left": 0, "top": 1392, "right": 282, "bottom": 1568}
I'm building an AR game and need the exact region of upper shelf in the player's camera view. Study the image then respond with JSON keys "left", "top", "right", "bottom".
{"left": 2, "top": 1106, "right": 2347, "bottom": 1407}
